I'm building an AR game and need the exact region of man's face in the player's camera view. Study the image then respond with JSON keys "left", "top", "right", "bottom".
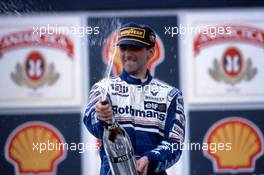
{"left": 119, "top": 44, "right": 154, "bottom": 76}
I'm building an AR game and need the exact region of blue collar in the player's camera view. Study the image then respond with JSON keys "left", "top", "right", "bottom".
{"left": 120, "top": 70, "right": 152, "bottom": 86}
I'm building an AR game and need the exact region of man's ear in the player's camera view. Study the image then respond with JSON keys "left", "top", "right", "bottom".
{"left": 147, "top": 47, "right": 155, "bottom": 60}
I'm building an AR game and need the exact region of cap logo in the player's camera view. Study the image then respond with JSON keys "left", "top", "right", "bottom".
{"left": 120, "top": 27, "right": 145, "bottom": 38}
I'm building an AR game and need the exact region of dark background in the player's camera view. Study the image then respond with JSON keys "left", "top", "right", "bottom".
{"left": 88, "top": 16, "right": 179, "bottom": 88}
{"left": 1, "top": 0, "right": 264, "bottom": 13}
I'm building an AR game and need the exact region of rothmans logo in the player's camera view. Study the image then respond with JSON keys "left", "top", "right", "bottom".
{"left": 203, "top": 117, "right": 264, "bottom": 173}
{"left": 112, "top": 105, "right": 165, "bottom": 121}
{"left": 120, "top": 27, "right": 145, "bottom": 38}
{"left": 5, "top": 121, "right": 66, "bottom": 175}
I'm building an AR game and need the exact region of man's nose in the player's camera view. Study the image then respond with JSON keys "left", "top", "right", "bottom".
{"left": 122, "top": 49, "right": 132, "bottom": 57}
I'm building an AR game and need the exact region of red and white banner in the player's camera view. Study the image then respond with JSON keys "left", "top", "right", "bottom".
{"left": 0, "top": 16, "right": 83, "bottom": 108}
{"left": 181, "top": 11, "right": 264, "bottom": 104}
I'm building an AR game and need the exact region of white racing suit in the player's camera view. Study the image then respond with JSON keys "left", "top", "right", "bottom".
{"left": 83, "top": 70, "right": 185, "bottom": 175}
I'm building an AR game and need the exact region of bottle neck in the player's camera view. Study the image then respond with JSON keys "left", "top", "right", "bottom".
{"left": 103, "top": 119, "right": 118, "bottom": 130}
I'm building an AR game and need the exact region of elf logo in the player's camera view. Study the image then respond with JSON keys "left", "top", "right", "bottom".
{"left": 144, "top": 101, "right": 166, "bottom": 112}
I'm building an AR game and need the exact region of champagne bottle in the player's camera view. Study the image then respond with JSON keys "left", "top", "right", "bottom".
{"left": 101, "top": 99, "right": 137, "bottom": 175}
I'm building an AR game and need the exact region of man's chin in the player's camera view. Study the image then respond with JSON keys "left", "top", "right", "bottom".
{"left": 124, "top": 68, "right": 137, "bottom": 75}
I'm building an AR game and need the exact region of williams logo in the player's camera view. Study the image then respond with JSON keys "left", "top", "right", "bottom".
{"left": 11, "top": 51, "right": 59, "bottom": 90}
{"left": 203, "top": 117, "right": 264, "bottom": 173}
{"left": 209, "top": 47, "right": 257, "bottom": 86}
{"left": 5, "top": 121, "right": 66, "bottom": 175}
{"left": 102, "top": 30, "right": 164, "bottom": 75}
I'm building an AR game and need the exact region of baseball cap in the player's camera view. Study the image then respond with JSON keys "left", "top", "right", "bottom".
{"left": 116, "top": 22, "right": 156, "bottom": 48}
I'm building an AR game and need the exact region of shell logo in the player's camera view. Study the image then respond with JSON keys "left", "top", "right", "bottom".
{"left": 102, "top": 30, "right": 164, "bottom": 76}
{"left": 203, "top": 117, "right": 264, "bottom": 173}
{"left": 5, "top": 121, "right": 67, "bottom": 175}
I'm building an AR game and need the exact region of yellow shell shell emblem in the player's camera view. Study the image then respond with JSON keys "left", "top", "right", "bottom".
{"left": 5, "top": 121, "right": 66, "bottom": 174}
{"left": 203, "top": 117, "right": 264, "bottom": 173}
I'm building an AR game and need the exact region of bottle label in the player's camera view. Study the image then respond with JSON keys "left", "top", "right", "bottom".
{"left": 103, "top": 121, "right": 118, "bottom": 130}
{"left": 109, "top": 151, "right": 133, "bottom": 163}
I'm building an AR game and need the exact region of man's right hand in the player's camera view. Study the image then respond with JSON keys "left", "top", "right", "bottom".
{"left": 95, "top": 100, "right": 113, "bottom": 122}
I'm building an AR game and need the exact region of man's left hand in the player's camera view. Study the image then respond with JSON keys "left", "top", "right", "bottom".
{"left": 136, "top": 156, "right": 149, "bottom": 175}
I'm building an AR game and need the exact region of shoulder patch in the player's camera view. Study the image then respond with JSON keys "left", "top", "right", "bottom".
{"left": 168, "top": 88, "right": 179, "bottom": 102}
